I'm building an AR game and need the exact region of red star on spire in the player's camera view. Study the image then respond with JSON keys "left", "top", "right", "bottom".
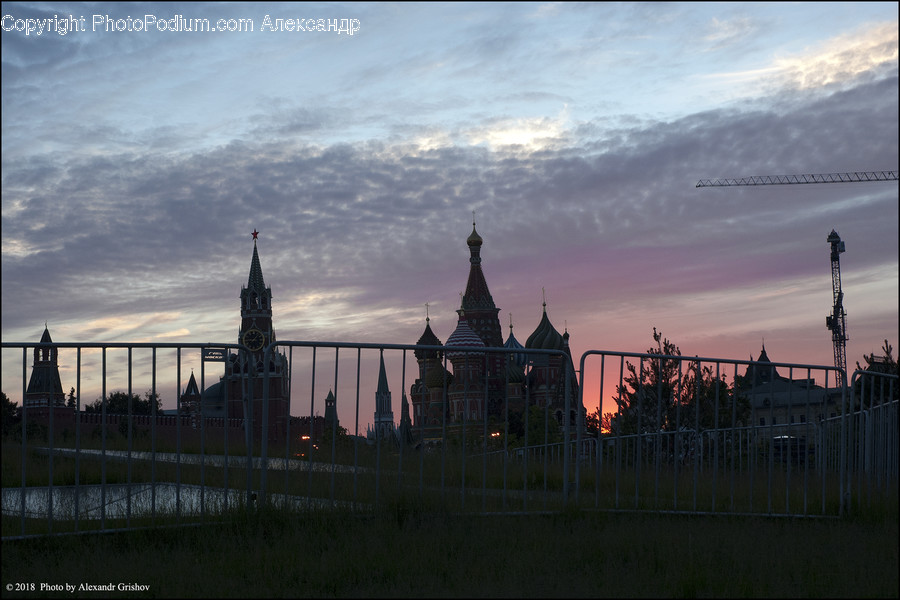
{"left": 251, "top": 229, "right": 259, "bottom": 240}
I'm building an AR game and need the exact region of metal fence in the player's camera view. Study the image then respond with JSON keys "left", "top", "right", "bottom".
{"left": 2, "top": 340, "right": 897, "bottom": 539}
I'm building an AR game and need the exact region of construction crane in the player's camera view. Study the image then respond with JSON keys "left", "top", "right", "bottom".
{"left": 696, "top": 169, "right": 899, "bottom": 388}
{"left": 696, "top": 170, "right": 897, "bottom": 187}
{"left": 825, "top": 230, "right": 847, "bottom": 388}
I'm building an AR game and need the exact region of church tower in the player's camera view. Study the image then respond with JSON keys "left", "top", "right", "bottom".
{"left": 459, "top": 217, "right": 506, "bottom": 418}
{"left": 239, "top": 229, "right": 274, "bottom": 353}
{"left": 461, "top": 218, "right": 503, "bottom": 347}
{"left": 409, "top": 308, "right": 452, "bottom": 429}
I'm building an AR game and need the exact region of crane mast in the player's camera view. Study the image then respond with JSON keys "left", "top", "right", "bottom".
{"left": 697, "top": 169, "right": 899, "bottom": 387}
{"left": 825, "top": 230, "right": 847, "bottom": 388}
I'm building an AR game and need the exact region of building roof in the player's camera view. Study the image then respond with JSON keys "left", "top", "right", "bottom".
{"left": 503, "top": 323, "right": 527, "bottom": 367}
{"left": 526, "top": 304, "right": 565, "bottom": 351}
{"left": 182, "top": 372, "right": 201, "bottom": 398}
{"left": 415, "top": 318, "right": 443, "bottom": 360}
{"left": 376, "top": 354, "right": 390, "bottom": 395}
{"left": 424, "top": 364, "right": 454, "bottom": 389}
{"left": 445, "top": 313, "right": 485, "bottom": 359}
{"left": 462, "top": 222, "right": 497, "bottom": 313}
{"left": 26, "top": 325, "right": 64, "bottom": 399}
{"left": 247, "top": 239, "right": 266, "bottom": 292}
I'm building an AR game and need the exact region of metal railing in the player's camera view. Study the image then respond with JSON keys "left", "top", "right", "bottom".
{"left": 2, "top": 340, "right": 897, "bottom": 539}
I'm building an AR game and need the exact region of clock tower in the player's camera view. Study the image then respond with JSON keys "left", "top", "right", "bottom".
{"left": 239, "top": 229, "right": 274, "bottom": 353}
{"left": 225, "top": 229, "right": 290, "bottom": 445}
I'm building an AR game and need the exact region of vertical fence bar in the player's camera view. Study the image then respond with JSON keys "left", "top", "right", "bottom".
{"left": 100, "top": 346, "right": 107, "bottom": 529}
{"left": 355, "top": 348, "right": 361, "bottom": 505}
{"left": 176, "top": 348, "right": 182, "bottom": 520}
{"left": 126, "top": 346, "right": 133, "bottom": 527}
{"left": 307, "top": 346, "right": 316, "bottom": 511}
{"left": 19, "top": 347, "right": 27, "bottom": 536}
{"left": 75, "top": 348, "right": 82, "bottom": 532}
{"left": 331, "top": 347, "right": 339, "bottom": 505}
{"left": 151, "top": 348, "right": 158, "bottom": 521}
{"left": 200, "top": 349, "right": 207, "bottom": 517}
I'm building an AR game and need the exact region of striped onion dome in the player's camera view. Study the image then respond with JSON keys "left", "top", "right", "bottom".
{"left": 445, "top": 313, "right": 485, "bottom": 360}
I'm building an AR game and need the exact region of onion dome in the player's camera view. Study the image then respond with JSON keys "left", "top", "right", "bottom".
{"left": 424, "top": 364, "right": 454, "bottom": 389}
{"left": 467, "top": 223, "right": 483, "bottom": 248}
{"left": 415, "top": 318, "right": 443, "bottom": 360}
{"left": 445, "top": 313, "right": 485, "bottom": 360}
{"left": 505, "top": 360, "right": 526, "bottom": 384}
{"left": 525, "top": 303, "right": 565, "bottom": 351}
{"left": 503, "top": 317, "right": 527, "bottom": 367}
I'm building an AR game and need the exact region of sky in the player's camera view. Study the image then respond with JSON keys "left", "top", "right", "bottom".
{"left": 2, "top": 2, "right": 898, "bottom": 432}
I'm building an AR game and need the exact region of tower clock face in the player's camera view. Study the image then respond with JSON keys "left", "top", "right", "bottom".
{"left": 242, "top": 328, "right": 265, "bottom": 351}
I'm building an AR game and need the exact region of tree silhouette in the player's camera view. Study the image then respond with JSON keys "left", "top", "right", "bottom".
{"left": 604, "top": 328, "right": 748, "bottom": 435}
{"left": 84, "top": 390, "right": 162, "bottom": 415}
{"left": 854, "top": 339, "right": 898, "bottom": 402}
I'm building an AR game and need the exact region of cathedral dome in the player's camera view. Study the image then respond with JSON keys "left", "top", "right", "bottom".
{"left": 424, "top": 364, "right": 454, "bottom": 389}
{"left": 467, "top": 224, "right": 483, "bottom": 247}
{"left": 526, "top": 306, "right": 564, "bottom": 351}
{"left": 415, "top": 319, "right": 443, "bottom": 360}
{"left": 505, "top": 361, "right": 526, "bottom": 384}
{"left": 445, "top": 314, "right": 485, "bottom": 360}
{"left": 504, "top": 327, "right": 527, "bottom": 367}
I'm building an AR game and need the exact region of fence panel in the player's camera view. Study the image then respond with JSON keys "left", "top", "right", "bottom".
{"left": 3, "top": 340, "right": 898, "bottom": 539}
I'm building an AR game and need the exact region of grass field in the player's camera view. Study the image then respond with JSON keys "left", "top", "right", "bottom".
{"left": 2, "top": 498, "right": 898, "bottom": 598}
{"left": 3, "top": 435, "right": 898, "bottom": 598}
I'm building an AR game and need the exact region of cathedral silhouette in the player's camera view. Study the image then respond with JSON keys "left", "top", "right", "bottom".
{"left": 405, "top": 219, "right": 582, "bottom": 438}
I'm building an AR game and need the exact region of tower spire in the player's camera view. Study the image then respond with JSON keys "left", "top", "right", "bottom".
{"left": 247, "top": 230, "right": 265, "bottom": 291}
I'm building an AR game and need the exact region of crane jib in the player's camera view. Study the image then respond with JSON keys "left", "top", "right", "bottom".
{"left": 695, "top": 170, "right": 898, "bottom": 187}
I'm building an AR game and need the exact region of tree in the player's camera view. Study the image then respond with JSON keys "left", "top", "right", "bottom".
{"left": 66, "top": 387, "right": 77, "bottom": 409}
{"left": 84, "top": 390, "right": 162, "bottom": 415}
{"left": 523, "top": 403, "right": 561, "bottom": 446}
{"left": 603, "top": 328, "right": 749, "bottom": 435}
{"left": 2, "top": 391, "right": 19, "bottom": 438}
{"left": 855, "top": 339, "right": 897, "bottom": 374}
{"left": 585, "top": 407, "right": 601, "bottom": 438}
{"left": 604, "top": 328, "right": 682, "bottom": 435}
{"left": 854, "top": 340, "right": 899, "bottom": 402}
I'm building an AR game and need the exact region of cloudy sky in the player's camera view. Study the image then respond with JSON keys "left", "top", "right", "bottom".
{"left": 2, "top": 2, "right": 898, "bottom": 428}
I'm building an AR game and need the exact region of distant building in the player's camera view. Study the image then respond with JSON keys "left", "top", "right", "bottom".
{"left": 179, "top": 371, "right": 202, "bottom": 427}
{"left": 368, "top": 353, "right": 395, "bottom": 443}
{"left": 408, "top": 220, "right": 583, "bottom": 439}
{"left": 194, "top": 231, "right": 291, "bottom": 444}
{"left": 24, "top": 325, "right": 69, "bottom": 419}
{"left": 738, "top": 345, "right": 841, "bottom": 427}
